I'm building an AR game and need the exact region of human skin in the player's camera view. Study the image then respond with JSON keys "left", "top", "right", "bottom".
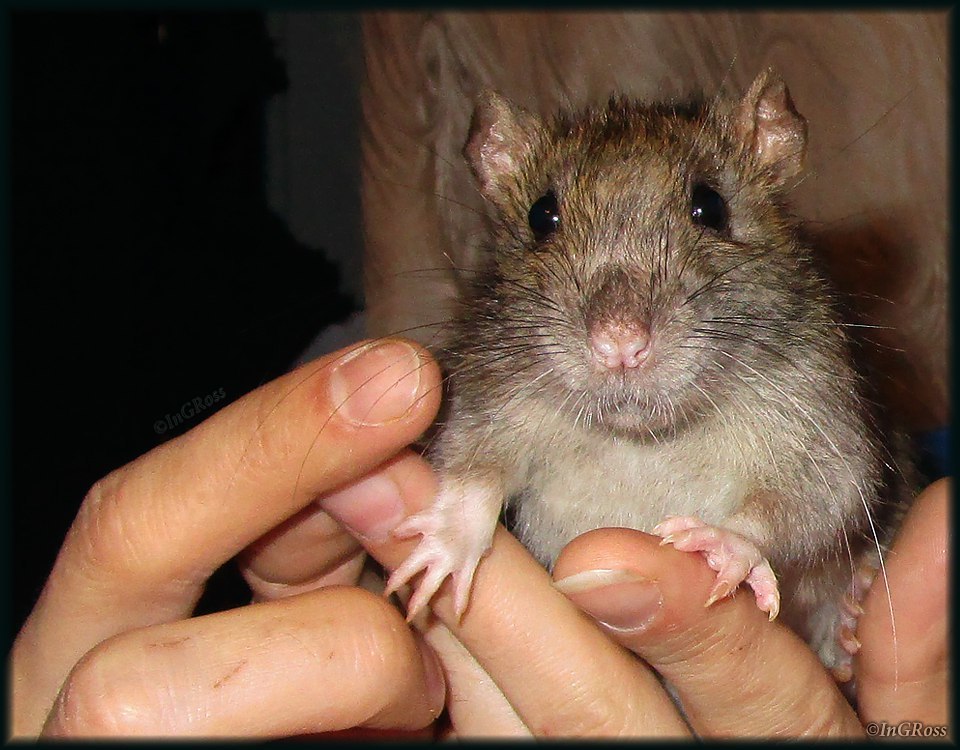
{"left": 328, "top": 452, "right": 949, "bottom": 737}
{"left": 11, "top": 339, "right": 447, "bottom": 737}
{"left": 9, "top": 339, "right": 949, "bottom": 738}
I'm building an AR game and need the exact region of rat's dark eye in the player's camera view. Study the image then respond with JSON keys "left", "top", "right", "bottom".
{"left": 528, "top": 190, "right": 560, "bottom": 241}
{"left": 690, "top": 183, "right": 728, "bottom": 232}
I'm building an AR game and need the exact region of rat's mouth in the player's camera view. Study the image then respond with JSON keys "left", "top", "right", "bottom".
{"left": 565, "top": 349, "right": 707, "bottom": 436}
{"left": 560, "top": 378, "right": 676, "bottom": 436}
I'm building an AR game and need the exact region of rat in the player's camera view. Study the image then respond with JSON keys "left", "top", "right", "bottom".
{"left": 383, "top": 69, "right": 912, "bottom": 676}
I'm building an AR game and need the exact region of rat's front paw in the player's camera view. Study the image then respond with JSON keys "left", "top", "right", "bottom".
{"left": 384, "top": 480, "right": 501, "bottom": 621}
{"left": 653, "top": 515, "right": 780, "bottom": 620}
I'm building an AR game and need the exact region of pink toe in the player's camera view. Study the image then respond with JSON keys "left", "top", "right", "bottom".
{"left": 831, "top": 664, "right": 853, "bottom": 683}
{"left": 664, "top": 526, "right": 722, "bottom": 554}
{"left": 839, "top": 625, "right": 862, "bottom": 654}
{"left": 406, "top": 569, "right": 445, "bottom": 620}
{"left": 842, "top": 593, "right": 865, "bottom": 618}
{"left": 392, "top": 514, "right": 434, "bottom": 539}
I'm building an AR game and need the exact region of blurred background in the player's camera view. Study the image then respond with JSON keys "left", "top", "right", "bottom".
{"left": 10, "top": 12, "right": 363, "bottom": 639}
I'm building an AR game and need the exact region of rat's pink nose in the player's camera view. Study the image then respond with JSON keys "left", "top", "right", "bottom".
{"left": 589, "top": 324, "right": 651, "bottom": 369}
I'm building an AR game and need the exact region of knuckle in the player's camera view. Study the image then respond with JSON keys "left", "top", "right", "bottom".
{"left": 236, "top": 411, "right": 290, "bottom": 477}
{"left": 798, "top": 709, "right": 847, "bottom": 738}
{"left": 341, "top": 586, "right": 412, "bottom": 651}
{"left": 332, "top": 587, "right": 421, "bottom": 690}
{"left": 52, "top": 641, "right": 163, "bottom": 737}
{"left": 536, "top": 693, "right": 629, "bottom": 737}
{"left": 72, "top": 469, "right": 198, "bottom": 593}
{"left": 75, "top": 472, "right": 139, "bottom": 573}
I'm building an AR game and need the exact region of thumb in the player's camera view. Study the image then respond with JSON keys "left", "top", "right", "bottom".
{"left": 553, "top": 528, "right": 862, "bottom": 738}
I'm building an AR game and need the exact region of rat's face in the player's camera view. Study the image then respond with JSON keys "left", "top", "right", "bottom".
{"left": 461, "top": 76, "right": 813, "bottom": 437}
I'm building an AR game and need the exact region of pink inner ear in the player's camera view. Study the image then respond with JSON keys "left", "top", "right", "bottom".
{"left": 464, "top": 92, "right": 540, "bottom": 200}
{"left": 755, "top": 115, "right": 800, "bottom": 160}
{"left": 740, "top": 71, "right": 807, "bottom": 183}
{"left": 479, "top": 131, "right": 517, "bottom": 183}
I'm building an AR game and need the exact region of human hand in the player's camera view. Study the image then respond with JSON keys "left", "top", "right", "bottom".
{"left": 548, "top": 478, "right": 949, "bottom": 738}
{"left": 324, "top": 466, "right": 948, "bottom": 738}
{"left": 10, "top": 338, "right": 447, "bottom": 738}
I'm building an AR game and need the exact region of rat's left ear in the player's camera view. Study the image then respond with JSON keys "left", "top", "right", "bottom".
{"left": 736, "top": 69, "right": 807, "bottom": 185}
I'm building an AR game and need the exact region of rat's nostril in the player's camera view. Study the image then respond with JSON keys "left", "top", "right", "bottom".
{"left": 590, "top": 324, "right": 651, "bottom": 369}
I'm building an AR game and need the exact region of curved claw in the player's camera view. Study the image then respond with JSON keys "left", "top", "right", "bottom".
{"left": 383, "top": 524, "right": 490, "bottom": 621}
{"left": 384, "top": 543, "right": 435, "bottom": 599}
{"left": 745, "top": 561, "right": 780, "bottom": 620}
{"left": 383, "top": 477, "right": 501, "bottom": 622}
{"left": 404, "top": 564, "right": 449, "bottom": 621}
{"left": 655, "top": 515, "right": 780, "bottom": 620}
{"left": 451, "top": 554, "right": 484, "bottom": 618}
{"left": 704, "top": 579, "right": 736, "bottom": 608}
{"left": 653, "top": 515, "right": 706, "bottom": 538}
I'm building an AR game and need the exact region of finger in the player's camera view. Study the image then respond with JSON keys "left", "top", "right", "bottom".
{"left": 320, "top": 455, "right": 691, "bottom": 737}
{"left": 41, "top": 587, "right": 445, "bottom": 738}
{"left": 857, "top": 478, "right": 949, "bottom": 726}
{"left": 317, "top": 450, "right": 527, "bottom": 737}
{"left": 239, "top": 504, "right": 366, "bottom": 601}
{"left": 316, "top": 451, "right": 530, "bottom": 735}
{"left": 416, "top": 617, "right": 528, "bottom": 738}
{"left": 551, "top": 529, "right": 864, "bottom": 737}
{"left": 12, "top": 339, "right": 441, "bottom": 735}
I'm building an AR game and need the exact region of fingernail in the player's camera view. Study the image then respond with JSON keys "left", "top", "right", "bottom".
{"left": 321, "top": 473, "right": 405, "bottom": 543}
{"left": 329, "top": 341, "right": 423, "bottom": 426}
{"left": 554, "top": 569, "right": 663, "bottom": 633}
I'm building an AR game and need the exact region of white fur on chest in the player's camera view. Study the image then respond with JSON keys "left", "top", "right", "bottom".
{"left": 503, "top": 415, "right": 754, "bottom": 566}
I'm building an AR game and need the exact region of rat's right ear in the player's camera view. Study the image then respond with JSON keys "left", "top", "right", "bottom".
{"left": 463, "top": 91, "right": 543, "bottom": 202}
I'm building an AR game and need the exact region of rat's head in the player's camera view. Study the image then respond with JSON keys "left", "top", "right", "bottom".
{"left": 462, "top": 70, "right": 815, "bottom": 436}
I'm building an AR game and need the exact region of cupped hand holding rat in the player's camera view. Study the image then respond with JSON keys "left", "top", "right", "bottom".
{"left": 11, "top": 340, "right": 948, "bottom": 738}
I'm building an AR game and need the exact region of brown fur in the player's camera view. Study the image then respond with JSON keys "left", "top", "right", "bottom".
{"left": 360, "top": 11, "right": 948, "bottom": 431}
{"left": 412, "top": 73, "right": 914, "bottom": 672}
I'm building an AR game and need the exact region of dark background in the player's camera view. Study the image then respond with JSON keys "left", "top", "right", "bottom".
{"left": 10, "top": 12, "right": 358, "bottom": 642}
